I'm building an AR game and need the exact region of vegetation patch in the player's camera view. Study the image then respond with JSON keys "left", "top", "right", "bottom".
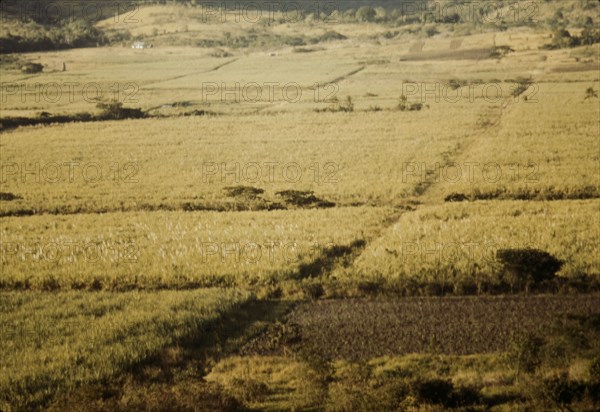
{"left": 497, "top": 248, "right": 564, "bottom": 293}
{"left": 96, "top": 102, "right": 145, "bottom": 120}
{"left": 20, "top": 62, "right": 44, "bottom": 74}
{"left": 397, "top": 94, "right": 424, "bottom": 111}
{"left": 0, "top": 192, "right": 22, "bottom": 201}
{"left": 315, "top": 96, "right": 355, "bottom": 113}
{"left": 0, "top": 103, "right": 146, "bottom": 132}
{"left": 312, "top": 31, "right": 347, "bottom": 43}
{"left": 275, "top": 190, "right": 335, "bottom": 209}
{"left": 223, "top": 186, "right": 265, "bottom": 200}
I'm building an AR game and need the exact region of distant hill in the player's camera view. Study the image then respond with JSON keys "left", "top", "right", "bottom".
{"left": 0, "top": 0, "right": 597, "bottom": 54}
{"left": 0, "top": 0, "right": 425, "bottom": 24}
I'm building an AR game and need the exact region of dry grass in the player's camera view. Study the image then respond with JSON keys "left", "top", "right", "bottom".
{"left": 344, "top": 200, "right": 600, "bottom": 285}
{"left": 0, "top": 207, "right": 392, "bottom": 290}
{"left": 0, "top": 288, "right": 251, "bottom": 411}
{"left": 1, "top": 1, "right": 599, "bottom": 410}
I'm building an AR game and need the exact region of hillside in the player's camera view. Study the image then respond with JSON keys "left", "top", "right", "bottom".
{"left": 1, "top": 0, "right": 598, "bottom": 54}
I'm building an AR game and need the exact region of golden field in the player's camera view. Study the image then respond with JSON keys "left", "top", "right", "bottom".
{"left": 1, "top": 1, "right": 599, "bottom": 410}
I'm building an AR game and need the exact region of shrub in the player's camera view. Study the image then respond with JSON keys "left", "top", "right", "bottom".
{"left": 0, "top": 192, "right": 22, "bottom": 201}
{"left": 356, "top": 280, "right": 382, "bottom": 295}
{"left": 444, "top": 193, "right": 469, "bottom": 202}
{"left": 223, "top": 186, "right": 264, "bottom": 200}
{"left": 507, "top": 333, "right": 543, "bottom": 378}
{"left": 96, "top": 102, "right": 145, "bottom": 120}
{"left": 316, "top": 96, "right": 354, "bottom": 113}
{"left": 511, "top": 78, "right": 533, "bottom": 98}
{"left": 496, "top": 248, "right": 564, "bottom": 292}
{"left": 452, "top": 278, "right": 478, "bottom": 295}
{"left": 449, "top": 385, "right": 481, "bottom": 407}
{"left": 448, "top": 79, "right": 467, "bottom": 90}
{"left": 490, "top": 45, "right": 514, "bottom": 59}
{"left": 316, "top": 31, "right": 347, "bottom": 42}
{"left": 285, "top": 36, "right": 306, "bottom": 47}
{"left": 589, "top": 356, "right": 600, "bottom": 383}
{"left": 292, "top": 47, "right": 323, "bottom": 53}
{"left": 231, "top": 378, "right": 270, "bottom": 403}
{"left": 370, "top": 380, "right": 409, "bottom": 410}
{"left": 301, "top": 282, "right": 325, "bottom": 300}
{"left": 581, "top": 25, "right": 600, "bottom": 45}
{"left": 356, "top": 6, "right": 376, "bottom": 22}
{"left": 543, "top": 27, "right": 600, "bottom": 49}
{"left": 585, "top": 87, "right": 598, "bottom": 99}
{"left": 182, "top": 109, "right": 213, "bottom": 117}
{"left": 423, "top": 26, "right": 439, "bottom": 38}
{"left": 275, "top": 190, "right": 335, "bottom": 208}
{"left": 0, "top": 112, "right": 97, "bottom": 132}
{"left": 210, "top": 48, "right": 232, "bottom": 58}
{"left": 20, "top": 63, "right": 43, "bottom": 74}
{"left": 397, "top": 95, "right": 424, "bottom": 112}
{"left": 410, "top": 378, "right": 453, "bottom": 405}
{"left": 553, "top": 29, "right": 580, "bottom": 48}
{"left": 337, "top": 96, "right": 354, "bottom": 112}
{"left": 539, "top": 372, "right": 585, "bottom": 408}
{"left": 382, "top": 30, "right": 399, "bottom": 39}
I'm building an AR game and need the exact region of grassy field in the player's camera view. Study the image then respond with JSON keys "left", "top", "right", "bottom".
{"left": 0, "top": 206, "right": 393, "bottom": 291}
{"left": 343, "top": 200, "right": 600, "bottom": 291}
{"left": 426, "top": 82, "right": 600, "bottom": 201}
{"left": 0, "top": 111, "right": 471, "bottom": 215}
{"left": 0, "top": 288, "right": 251, "bottom": 411}
{"left": 1, "top": 0, "right": 599, "bottom": 410}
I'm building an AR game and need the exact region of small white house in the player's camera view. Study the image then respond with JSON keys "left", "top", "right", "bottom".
{"left": 132, "top": 41, "right": 150, "bottom": 49}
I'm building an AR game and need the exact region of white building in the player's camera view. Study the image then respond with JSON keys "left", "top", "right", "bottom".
{"left": 132, "top": 41, "right": 150, "bottom": 49}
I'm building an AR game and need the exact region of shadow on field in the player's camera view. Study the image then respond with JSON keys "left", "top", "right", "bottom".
{"left": 139, "top": 299, "right": 296, "bottom": 379}
{"left": 46, "top": 299, "right": 295, "bottom": 412}
{"left": 296, "top": 239, "right": 366, "bottom": 279}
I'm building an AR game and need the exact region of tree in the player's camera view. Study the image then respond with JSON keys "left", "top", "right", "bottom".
{"left": 21, "top": 63, "right": 43, "bottom": 74}
{"left": 96, "top": 102, "right": 145, "bottom": 120}
{"left": 374, "top": 7, "right": 387, "bottom": 21}
{"left": 585, "top": 87, "right": 598, "bottom": 99}
{"left": 356, "top": 6, "right": 376, "bottom": 22}
{"left": 423, "top": 25, "right": 439, "bottom": 38}
{"left": 496, "top": 248, "right": 564, "bottom": 293}
{"left": 553, "top": 28, "right": 579, "bottom": 48}
{"left": 580, "top": 26, "right": 600, "bottom": 45}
